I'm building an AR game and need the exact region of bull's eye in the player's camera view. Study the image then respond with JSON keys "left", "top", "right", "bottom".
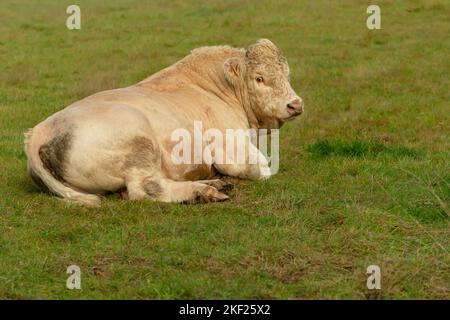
{"left": 256, "top": 76, "right": 264, "bottom": 83}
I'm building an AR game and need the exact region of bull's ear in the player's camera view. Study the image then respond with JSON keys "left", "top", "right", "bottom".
{"left": 224, "top": 57, "right": 245, "bottom": 84}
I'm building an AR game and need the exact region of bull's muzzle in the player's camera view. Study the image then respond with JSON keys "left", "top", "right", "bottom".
{"left": 287, "top": 98, "right": 304, "bottom": 115}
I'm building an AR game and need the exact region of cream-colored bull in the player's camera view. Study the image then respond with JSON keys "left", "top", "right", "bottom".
{"left": 24, "top": 39, "right": 303, "bottom": 206}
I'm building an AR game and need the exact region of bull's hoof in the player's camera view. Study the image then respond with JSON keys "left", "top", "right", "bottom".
{"left": 220, "top": 181, "right": 234, "bottom": 192}
{"left": 187, "top": 186, "right": 229, "bottom": 204}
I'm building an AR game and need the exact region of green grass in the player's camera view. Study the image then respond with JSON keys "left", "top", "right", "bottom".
{"left": 307, "top": 139, "right": 423, "bottom": 159}
{"left": 0, "top": 0, "right": 449, "bottom": 299}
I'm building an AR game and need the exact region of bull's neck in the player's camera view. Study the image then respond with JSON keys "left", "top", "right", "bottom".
{"left": 187, "top": 60, "right": 260, "bottom": 130}
{"left": 228, "top": 76, "right": 260, "bottom": 130}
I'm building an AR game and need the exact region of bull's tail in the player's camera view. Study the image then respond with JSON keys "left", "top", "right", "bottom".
{"left": 24, "top": 126, "right": 101, "bottom": 207}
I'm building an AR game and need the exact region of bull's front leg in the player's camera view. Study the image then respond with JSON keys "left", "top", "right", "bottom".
{"left": 213, "top": 143, "right": 272, "bottom": 180}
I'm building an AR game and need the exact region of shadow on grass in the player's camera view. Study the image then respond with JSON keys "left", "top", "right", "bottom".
{"left": 307, "top": 139, "right": 422, "bottom": 159}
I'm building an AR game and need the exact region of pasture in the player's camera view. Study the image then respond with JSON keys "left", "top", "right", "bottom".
{"left": 0, "top": 0, "right": 448, "bottom": 299}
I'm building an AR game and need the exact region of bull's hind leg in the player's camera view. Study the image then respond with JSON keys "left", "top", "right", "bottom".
{"left": 126, "top": 174, "right": 229, "bottom": 203}
{"left": 121, "top": 136, "right": 228, "bottom": 203}
{"left": 160, "top": 179, "right": 229, "bottom": 203}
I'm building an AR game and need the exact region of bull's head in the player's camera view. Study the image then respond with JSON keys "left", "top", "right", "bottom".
{"left": 224, "top": 39, "right": 304, "bottom": 129}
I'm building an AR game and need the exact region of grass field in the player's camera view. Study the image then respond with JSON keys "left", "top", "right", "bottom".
{"left": 0, "top": 0, "right": 449, "bottom": 299}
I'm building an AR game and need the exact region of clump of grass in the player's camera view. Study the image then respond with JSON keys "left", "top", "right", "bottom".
{"left": 307, "top": 139, "right": 422, "bottom": 159}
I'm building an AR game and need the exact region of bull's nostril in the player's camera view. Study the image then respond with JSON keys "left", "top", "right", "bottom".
{"left": 287, "top": 100, "right": 302, "bottom": 113}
